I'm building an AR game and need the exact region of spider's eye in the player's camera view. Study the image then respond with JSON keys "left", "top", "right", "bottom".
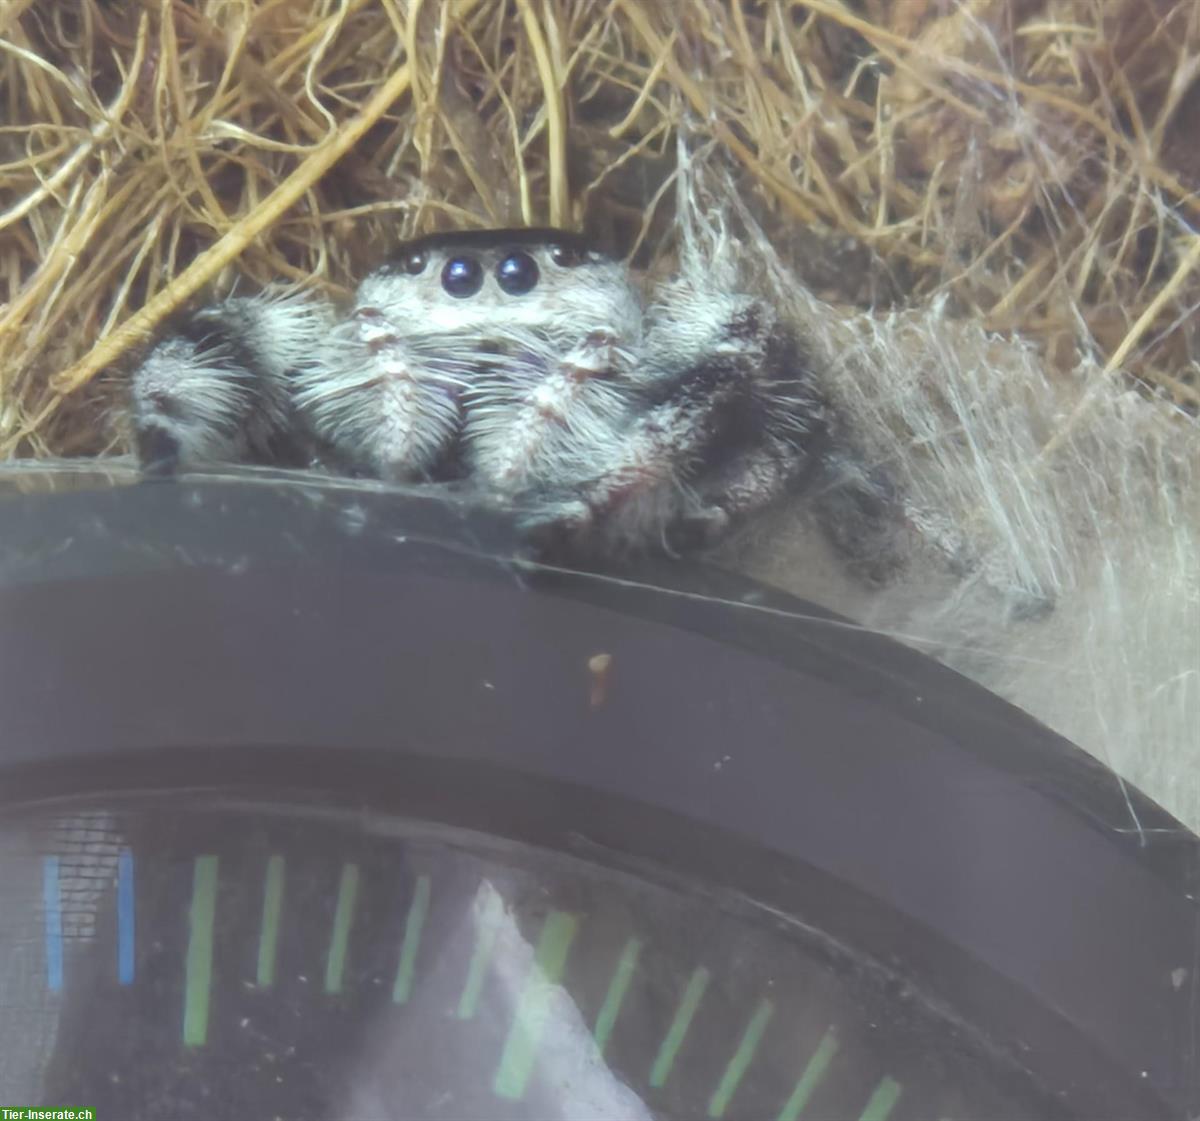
{"left": 550, "top": 243, "right": 586, "bottom": 267}
{"left": 402, "top": 249, "right": 427, "bottom": 275}
{"left": 495, "top": 251, "right": 539, "bottom": 295}
{"left": 441, "top": 256, "right": 483, "bottom": 298}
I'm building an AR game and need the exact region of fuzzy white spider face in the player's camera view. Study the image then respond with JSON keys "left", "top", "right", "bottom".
{"left": 289, "top": 229, "right": 647, "bottom": 484}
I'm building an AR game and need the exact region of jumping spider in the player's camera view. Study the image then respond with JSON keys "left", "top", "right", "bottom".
{"left": 130, "top": 227, "right": 861, "bottom": 556}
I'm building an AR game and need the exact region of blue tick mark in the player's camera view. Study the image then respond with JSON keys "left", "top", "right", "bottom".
{"left": 118, "top": 849, "right": 135, "bottom": 984}
{"left": 42, "top": 856, "right": 63, "bottom": 992}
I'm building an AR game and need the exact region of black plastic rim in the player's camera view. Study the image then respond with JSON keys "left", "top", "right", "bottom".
{"left": 0, "top": 464, "right": 1196, "bottom": 1119}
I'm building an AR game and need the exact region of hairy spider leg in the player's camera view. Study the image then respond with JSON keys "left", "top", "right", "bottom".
{"left": 129, "top": 292, "right": 326, "bottom": 473}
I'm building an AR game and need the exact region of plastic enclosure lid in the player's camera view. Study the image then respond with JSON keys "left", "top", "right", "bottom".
{"left": 0, "top": 463, "right": 1196, "bottom": 1120}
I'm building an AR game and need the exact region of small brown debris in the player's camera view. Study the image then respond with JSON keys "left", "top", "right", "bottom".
{"left": 587, "top": 653, "right": 613, "bottom": 709}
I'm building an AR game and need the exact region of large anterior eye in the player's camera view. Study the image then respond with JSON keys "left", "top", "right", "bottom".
{"left": 441, "top": 256, "right": 484, "bottom": 298}
{"left": 495, "top": 251, "right": 539, "bottom": 295}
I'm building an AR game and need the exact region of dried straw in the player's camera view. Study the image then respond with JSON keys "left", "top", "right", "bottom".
{"left": 1, "top": 0, "right": 1198, "bottom": 456}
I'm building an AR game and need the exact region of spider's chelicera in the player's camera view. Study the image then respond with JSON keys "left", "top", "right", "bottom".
{"left": 128, "top": 227, "right": 851, "bottom": 555}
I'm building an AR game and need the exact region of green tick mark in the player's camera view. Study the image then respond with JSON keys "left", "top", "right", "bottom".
{"left": 457, "top": 885, "right": 505, "bottom": 1019}
{"left": 256, "top": 855, "right": 285, "bottom": 989}
{"left": 593, "top": 936, "right": 641, "bottom": 1057}
{"left": 777, "top": 1029, "right": 839, "bottom": 1121}
{"left": 650, "top": 966, "right": 710, "bottom": 1089}
{"left": 324, "top": 863, "right": 360, "bottom": 995}
{"left": 183, "top": 855, "right": 219, "bottom": 1046}
{"left": 493, "top": 910, "right": 579, "bottom": 1100}
{"left": 393, "top": 874, "right": 431, "bottom": 1004}
{"left": 859, "top": 1076, "right": 902, "bottom": 1121}
{"left": 709, "top": 998, "right": 774, "bottom": 1118}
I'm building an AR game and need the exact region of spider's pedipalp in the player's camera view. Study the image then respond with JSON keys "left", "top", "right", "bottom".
{"left": 291, "top": 271, "right": 480, "bottom": 481}
{"left": 293, "top": 330, "right": 467, "bottom": 483}
{"left": 461, "top": 326, "right": 640, "bottom": 494}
